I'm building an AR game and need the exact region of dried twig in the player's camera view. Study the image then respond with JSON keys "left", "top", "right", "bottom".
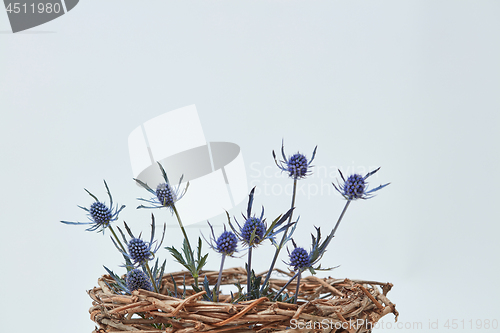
{"left": 90, "top": 268, "right": 397, "bottom": 333}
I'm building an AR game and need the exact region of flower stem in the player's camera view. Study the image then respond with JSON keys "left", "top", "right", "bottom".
{"left": 172, "top": 204, "right": 193, "bottom": 255}
{"left": 247, "top": 247, "right": 253, "bottom": 299}
{"left": 330, "top": 200, "right": 351, "bottom": 238}
{"left": 261, "top": 178, "right": 297, "bottom": 292}
{"left": 109, "top": 225, "right": 126, "bottom": 253}
{"left": 215, "top": 254, "right": 226, "bottom": 302}
{"left": 273, "top": 270, "right": 300, "bottom": 301}
{"left": 144, "top": 261, "right": 159, "bottom": 293}
{"left": 172, "top": 204, "right": 199, "bottom": 287}
{"left": 293, "top": 270, "right": 302, "bottom": 304}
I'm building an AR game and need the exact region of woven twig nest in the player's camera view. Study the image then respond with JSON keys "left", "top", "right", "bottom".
{"left": 89, "top": 267, "right": 398, "bottom": 333}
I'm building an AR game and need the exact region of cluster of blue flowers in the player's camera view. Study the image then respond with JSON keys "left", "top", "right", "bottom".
{"left": 61, "top": 140, "right": 389, "bottom": 305}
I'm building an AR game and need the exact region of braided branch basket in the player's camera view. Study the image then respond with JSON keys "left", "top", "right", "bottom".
{"left": 89, "top": 267, "right": 398, "bottom": 333}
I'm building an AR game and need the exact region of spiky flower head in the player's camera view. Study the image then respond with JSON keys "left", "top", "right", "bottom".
{"left": 89, "top": 201, "right": 113, "bottom": 226}
{"left": 241, "top": 217, "right": 266, "bottom": 246}
{"left": 286, "top": 153, "right": 309, "bottom": 179}
{"left": 126, "top": 268, "right": 153, "bottom": 292}
{"left": 289, "top": 247, "right": 310, "bottom": 271}
{"left": 228, "top": 187, "right": 295, "bottom": 249}
{"left": 128, "top": 238, "right": 152, "bottom": 265}
{"left": 135, "top": 162, "right": 188, "bottom": 211}
{"left": 333, "top": 167, "right": 390, "bottom": 200}
{"left": 61, "top": 180, "right": 125, "bottom": 233}
{"left": 216, "top": 230, "right": 238, "bottom": 256}
{"left": 156, "top": 183, "right": 176, "bottom": 207}
{"left": 203, "top": 222, "right": 239, "bottom": 257}
{"left": 111, "top": 215, "right": 166, "bottom": 268}
{"left": 274, "top": 141, "right": 317, "bottom": 180}
{"left": 343, "top": 174, "right": 366, "bottom": 200}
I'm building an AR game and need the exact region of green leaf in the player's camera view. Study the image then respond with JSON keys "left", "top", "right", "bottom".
{"left": 196, "top": 253, "right": 209, "bottom": 272}
{"left": 182, "top": 239, "right": 195, "bottom": 267}
{"left": 197, "top": 237, "right": 203, "bottom": 262}
{"left": 166, "top": 246, "right": 188, "bottom": 268}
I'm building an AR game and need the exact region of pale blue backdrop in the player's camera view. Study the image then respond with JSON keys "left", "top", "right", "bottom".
{"left": 1, "top": 1, "right": 499, "bottom": 332}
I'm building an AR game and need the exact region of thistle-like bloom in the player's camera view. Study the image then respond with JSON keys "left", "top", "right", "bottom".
{"left": 126, "top": 268, "right": 154, "bottom": 292}
{"left": 288, "top": 246, "right": 311, "bottom": 271}
{"left": 333, "top": 167, "right": 390, "bottom": 200}
{"left": 240, "top": 217, "right": 266, "bottom": 247}
{"left": 229, "top": 187, "right": 294, "bottom": 297}
{"left": 285, "top": 228, "right": 338, "bottom": 274}
{"left": 156, "top": 182, "right": 176, "bottom": 207}
{"left": 135, "top": 162, "right": 188, "bottom": 210}
{"left": 274, "top": 142, "right": 317, "bottom": 180}
{"left": 112, "top": 214, "right": 166, "bottom": 267}
{"left": 216, "top": 230, "right": 238, "bottom": 255}
{"left": 128, "top": 238, "right": 152, "bottom": 265}
{"left": 61, "top": 180, "right": 125, "bottom": 233}
{"left": 229, "top": 187, "right": 294, "bottom": 249}
{"left": 204, "top": 222, "right": 239, "bottom": 301}
{"left": 204, "top": 222, "right": 238, "bottom": 256}
{"left": 275, "top": 227, "right": 338, "bottom": 302}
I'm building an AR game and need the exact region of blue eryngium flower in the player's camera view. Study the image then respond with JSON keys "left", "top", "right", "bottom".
{"left": 126, "top": 268, "right": 154, "bottom": 292}
{"left": 229, "top": 187, "right": 294, "bottom": 249}
{"left": 61, "top": 180, "right": 125, "bottom": 233}
{"left": 134, "top": 162, "right": 188, "bottom": 210}
{"left": 274, "top": 141, "right": 317, "bottom": 180}
{"left": 128, "top": 238, "right": 152, "bottom": 264}
{"left": 228, "top": 187, "right": 294, "bottom": 296}
{"left": 285, "top": 231, "right": 335, "bottom": 274}
{"left": 203, "top": 222, "right": 239, "bottom": 301}
{"left": 204, "top": 222, "right": 238, "bottom": 256}
{"left": 240, "top": 217, "right": 266, "bottom": 247}
{"left": 156, "top": 182, "right": 176, "bottom": 207}
{"left": 288, "top": 246, "right": 310, "bottom": 271}
{"left": 275, "top": 228, "right": 339, "bottom": 302}
{"left": 216, "top": 230, "right": 238, "bottom": 255}
{"left": 112, "top": 214, "right": 166, "bottom": 267}
{"left": 285, "top": 228, "right": 339, "bottom": 273}
{"left": 333, "top": 167, "right": 390, "bottom": 200}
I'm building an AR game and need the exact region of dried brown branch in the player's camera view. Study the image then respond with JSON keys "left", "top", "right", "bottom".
{"left": 89, "top": 268, "right": 397, "bottom": 333}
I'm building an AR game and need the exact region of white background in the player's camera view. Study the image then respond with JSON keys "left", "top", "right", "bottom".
{"left": 1, "top": 1, "right": 499, "bottom": 332}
